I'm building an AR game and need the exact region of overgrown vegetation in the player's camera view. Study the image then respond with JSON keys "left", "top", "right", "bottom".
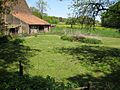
{"left": 0, "top": 73, "right": 72, "bottom": 90}
{"left": 79, "top": 38, "right": 102, "bottom": 44}
{"left": 61, "top": 35, "right": 102, "bottom": 44}
{"left": 50, "top": 25, "right": 120, "bottom": 38}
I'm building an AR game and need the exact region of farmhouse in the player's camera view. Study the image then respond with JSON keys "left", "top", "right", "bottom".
{"left": 6, "top": 0, "right": 50, "bottom": 34}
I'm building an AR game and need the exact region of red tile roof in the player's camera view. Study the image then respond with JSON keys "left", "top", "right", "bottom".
{"left": 12, "top": 12, "right": 50, "bottom": 25}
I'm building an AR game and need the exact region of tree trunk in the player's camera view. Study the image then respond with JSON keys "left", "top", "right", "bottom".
{"left": 19, "top": 60, "right": 23, "bottom": 77}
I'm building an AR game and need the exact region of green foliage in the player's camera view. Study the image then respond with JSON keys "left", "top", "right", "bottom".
{"left": 0, "top": 35, "right": 12, "bottom": 43}
{"left": 50, "top": 25, "right": 120, "bottom": 38}
{"left": 20, "top": 33, "right": 30, "bottom": 37}
{"left": 61, "top": 35, "right": 102, "bottom": 44}
{"left": 65, "top": 17, "right": 76, "bottom": 28}
{"left": 30, "top": 7, "right": 42, "bottom": 18}
{"left": 61, "top": 35, "right": 74, "bottom": 41}
{"left": 76, "top": 16, "right": 94, "bottom": 25}
{"left": 30, "top": 6, "right": 60, "bottom": 24}
{"left": 79, "top": 38, "right": 102, "bottom": 44}
{"left": 65, "top": 16, "right": 97, "bottom": 29}
{"left": 13, "top": 38, "right": 24, "bottom": 45}
{"left": 101, "top": 1, "right": 120, "bottom": 28}
{"left": 44, "top": 16, "right": 59, "bottom": 24}
{"left": 0, "top": 74, "right": 69, "bottom": 90}
{"left": 36, "top": 0, "right": 47, "bottom": 14}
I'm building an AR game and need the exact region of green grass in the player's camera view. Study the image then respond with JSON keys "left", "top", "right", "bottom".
{"left": 24, "top": 35, "right": 120, "bottom": 82}
{"left": 24, "top": 35, "right": 84, "bottom": 80}
{"left": 23, "top": 25, "right": 120, "bottom": 89}
{"left": 1, "top": 33, "right": 119, "bottom": 89}
{"left": 102, "top": 37, "right": 120, "bottom": 48}
{"left": 50, "top": 25, "right": 120, "bottom": 38}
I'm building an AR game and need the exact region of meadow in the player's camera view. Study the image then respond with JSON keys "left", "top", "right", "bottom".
{"left": 23, "top": 25, "right": 120, "bottom": 89}
{"left": 49, "top": 25, "right": 120, "bottom": 38}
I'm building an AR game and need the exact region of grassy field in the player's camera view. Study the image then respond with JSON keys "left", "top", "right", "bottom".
{"left": 20, "top": 25, "right": 120, "bottom": 89}
{"left": 50, "top": 25, "right": 120, "bottom": 38}
{"left": 24, "top": 33, "right": 120, "bottom": 88}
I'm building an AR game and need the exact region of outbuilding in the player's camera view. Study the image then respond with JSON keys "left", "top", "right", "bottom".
{"left": 6, "top": 0, "right": 50, "bottom": 34}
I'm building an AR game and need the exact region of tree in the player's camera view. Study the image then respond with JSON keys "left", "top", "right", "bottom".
{"left": 43, "top": 16, "right": 60, "bottom": 24}
{"left": 30, "top": 7, "right": 43, "bottom": 18}
{"left": 30, "top": 6, "right": 60, "bottom": 24}
{"left": 66, "top": 17, "right": 76, "bottom": 28}
{"left": 101, "top": 1, "right": 120, "bottom": 28}
{"left": 67, "top": 0, "right": 119, "bottom": 29}
{"left": 36, "top": 0, "right": 47, "bottom": 17}
{"left": 77, "top": 16, "right": 95, "bottom": 29}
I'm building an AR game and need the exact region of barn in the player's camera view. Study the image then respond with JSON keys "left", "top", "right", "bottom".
{"left": 6, "top": 0, "right": 50, "bottom": 35}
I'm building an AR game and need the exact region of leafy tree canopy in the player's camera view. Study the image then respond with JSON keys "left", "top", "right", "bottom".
{"left": 30, "top": 7, "right": 43, "bottom": 18}
{"left": 36, "top": 0, "right": 47, "bottom": 15}
{"left": 101, "top": 1, "right": 120, "bottom": 28}
{"left": 66, "top": 0, "right": 119, "bottom": 28}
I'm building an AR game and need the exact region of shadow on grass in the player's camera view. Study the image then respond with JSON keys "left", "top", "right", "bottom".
{"left": 0, "top": 71, "right": 66, "bottom": 90}
{"left": 0, "top": 36, "right": 41, "bottom": 71}
{"left": 0, "top": 36, "right": 71, "bottom": 90}
{"left": 56, "top": 45, "right": 120, "bottom": 89}
{"left": 1, "top": 36, "right": 120, "bottom": 90}
{"left": 0, "top": 36, "right": 60, "bottom": 90}
{"left": 57, "top": 45, "right": 120, "bottom": 71}
{"left": 67, "top": 72, "right": 120, "bottom": 90}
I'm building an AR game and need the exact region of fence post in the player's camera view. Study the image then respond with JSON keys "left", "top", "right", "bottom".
{"left": 85, "top": 81, "right": 92, "bottom": 90}
{"left": 19, "top": 60, "right": 23, "bottom": 77}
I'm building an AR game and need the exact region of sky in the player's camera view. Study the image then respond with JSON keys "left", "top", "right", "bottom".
{"left": 26, "top": 0, "right": 72, "bottom": 18}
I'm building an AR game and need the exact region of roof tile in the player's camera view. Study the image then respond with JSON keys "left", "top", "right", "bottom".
{"left": 12, "top": 12, "right": 50, "bottom": 25}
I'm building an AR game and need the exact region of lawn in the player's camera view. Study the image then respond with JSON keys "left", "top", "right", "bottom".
{"left": 24, "top": 34, "right": 120, "bottom": 89}
{"left": 25, "top": 35, "right": 83, "bottom": 80}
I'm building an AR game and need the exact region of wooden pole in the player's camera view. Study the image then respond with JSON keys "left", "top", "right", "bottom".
{"left": 19, "top": 60, "right": 23, "bottom": 77}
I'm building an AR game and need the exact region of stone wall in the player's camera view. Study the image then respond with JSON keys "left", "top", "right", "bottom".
{"left": 6, "top": 14, "right": 29, "bottom": 34}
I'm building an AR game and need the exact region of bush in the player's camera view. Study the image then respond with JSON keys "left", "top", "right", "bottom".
{"left": 13, "top": 39, "right": 24, "bottom": 45}
{"left": 0, "top": 74, "right": 73, "bottom": 90}
{"left": 61, "top": 35, "right": 102, "bottom": 44}
{"left": 0, "top": 35, "right": 12, "bottom": 43}
{"left": 61, "top": 35, "right": 74, "bottom": 41}
{"left": 79, "top": 38, "right": 102, "bottom": 44}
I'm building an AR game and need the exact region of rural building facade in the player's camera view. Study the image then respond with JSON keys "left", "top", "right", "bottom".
{"left": 6, "top": 0, "right": 50, "bottom": 34}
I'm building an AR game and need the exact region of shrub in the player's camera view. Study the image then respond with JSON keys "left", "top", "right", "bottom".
{"left": 61, "top": 35, "right": 102, "bottom": 44}
{"left": 79, "top": 38, "right": 102, "bottom": 44}
{"left": 13, "top": 39, "right": 24, "bottom": 45}
{"left": 61, "top": 35, "right": 74, "bottom": 41}
{"left": 0, "top": 35, "right": 12, "bottom": 43}
{"left": 0, "top": 74, "right": 72, "bottom": 90}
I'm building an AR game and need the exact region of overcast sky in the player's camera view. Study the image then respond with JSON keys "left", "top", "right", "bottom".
{"left": 26, "top": 0, "right": 72, "bottom": 18}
